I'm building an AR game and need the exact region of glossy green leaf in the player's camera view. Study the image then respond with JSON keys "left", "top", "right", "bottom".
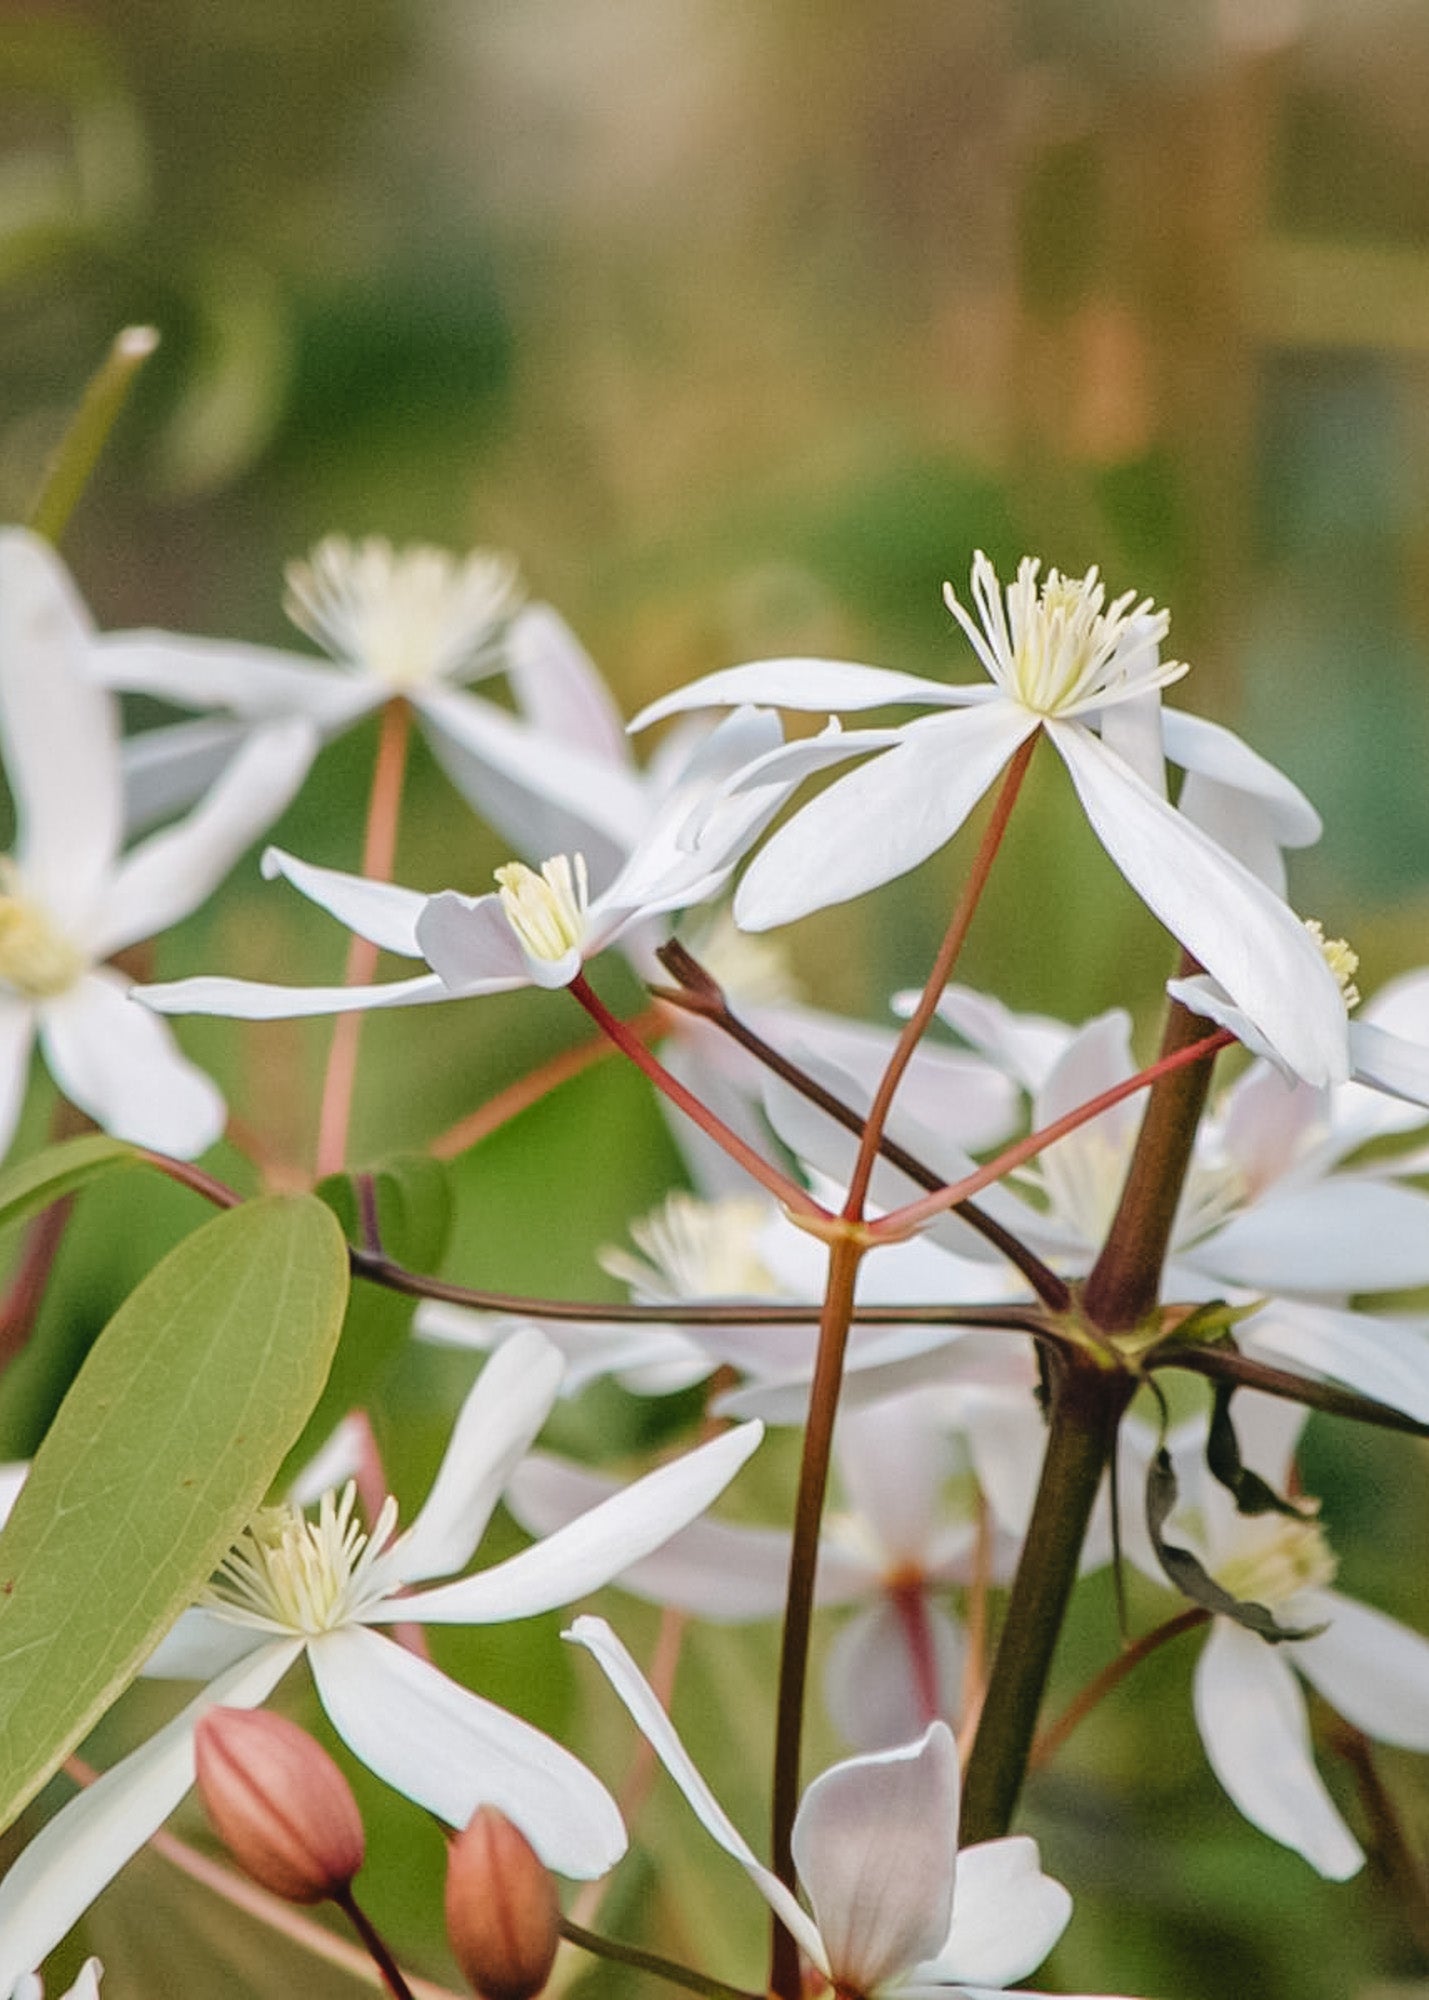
{"left": 0, "top": 1134, "right": 139, "bottom": 1239}
{"left": 0, "top": 1193, "right": 349, "bottom": 1833}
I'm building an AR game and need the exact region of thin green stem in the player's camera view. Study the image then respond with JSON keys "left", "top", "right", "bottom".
{"left": 28, "top": 326, "right": 160, "bottom": 543}
{"left": 559, "top": 1918, "right": 762, "bottom": 2000}
{"left": 769, "top": 1228, "right": 865, "bottom": 1999}
{"left": 959, "top": 1351, "right": 1135, "bottom": 1844}
{"left": 1032, "top": 1607, "right": 1209, "bottom": 1769}
{"left": 843, "top": 734, "right": 1039, "bottom": 1220}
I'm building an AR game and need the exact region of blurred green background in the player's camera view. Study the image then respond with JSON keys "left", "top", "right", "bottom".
{"left": 4, "top": 3, "right": 1429, "bottom": 1996}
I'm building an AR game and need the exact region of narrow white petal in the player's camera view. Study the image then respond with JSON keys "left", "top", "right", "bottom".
{"left": 835, "top": 1397, "right": 959, "bottom": 1564}
{"left": 121, "top": 714, "right": 253, "bottom": 833}
{"left": 793, "top": 1722, "right": 958, "bottom": 1992}
{"left": 1050, "top": 722, "right": 1349, "bottom": 1086}
{"left": 1097, "top": 686, "right": 1164, "bottom": 795}
{"left": 40, "top": 971, "right": 224, "bottom": 1156}
{"left": 398, "top": 1422, "right": 763, "bottom": 1622}
{"left": 1193, "top": 1620, "right": 1363, "bottom": 1877}
{"left": 260, "top": 847, "right": 430, "bottom": 956}
{"left": 1241, "top": 1301, "right": 1429, "bottom": 1425}
{"left": 395, "top": 1327, "right": 565, "bottom": 1584}
{"left": 1350, "top": 1020, "right": 1429, "bottom": 1111}
{"left": 1196, "top": 1180, "right": 1429, "bottom": 1293}
{"left": 0, "top": 531, "right": 120, "bottom": 928}
{"left": 631, "top": 659, "right": 958, "bottom": 731}
{"left": 565, "top": 1615, "right": 824, "bottom": 1963}
{"left": 308, "top": 1625, "right": 624, "bottom": 1878}
{"left": 93, "top": 631, "right": 376, "bottom": 729}
{"left": 914, "top": 1834, "right": 1072, "bottom": 1986}
{"left": 1292, "top": 1590, "right": 1429, "bottom": 1749}
{"left": 735, "top": 706, "right": 1037, "bottom": 931}
{"left": 1161, "top": 708, "right": 1322, "bottom": 846}
{"left": 0, "top": 1641, "right": 297, "bottom": 1993}
{"left": 506, "top": 604, "right": 631, "bottom": 765}
{"left": 141, "top": 1606, "right": 272, "bottom": 1680}
{"left": 96, "top": 721, "right": 318, "bottom": 957}
{"left": 0, "top": 997, "right": 37, "bottom": 1162}
{"left": 1177, "top": 772, "right": 1289, "bottom": 895}
{"left": 413, "top": 891, "right": 538, "bottom": 991}
{"left": 822, "top": 1600, "right": 964, "bottom": 1754}
{"left": 135, "top": 970, "right": 451, "bottom": 1020}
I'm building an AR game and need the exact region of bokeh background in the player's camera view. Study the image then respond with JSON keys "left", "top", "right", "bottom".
{"left": 3, "top": 3, "right": 1429, "bottom": 1996}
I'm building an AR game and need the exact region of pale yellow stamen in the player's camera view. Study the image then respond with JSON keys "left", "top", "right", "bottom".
{"left": 203, "top": 1482, "right": 398, "bottom": 1636}
{"left": 1305, "top": 920, "right": 1360, "bottom": 1011}
{"left": 495, "top": 854, "right": 589, "bottom": 964}
{"left": 284, "top": 536, "right": 522, "bottom": 691}
{"left": 0, "top": 862, "right": 84, "bottom": 999}
{"left": 1214, "top": 1508, "right": 1338, "bottom": 1609}
{"left": 601, "top": 1192, "right": 779, "bottom": 1302}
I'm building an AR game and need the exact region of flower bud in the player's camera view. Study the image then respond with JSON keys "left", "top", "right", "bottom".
{"left": 445, "top": 1806, "right": 560, "bottom": 2000}
{"left": 195, "top": 1706, "right": 365, "bottom": 1902}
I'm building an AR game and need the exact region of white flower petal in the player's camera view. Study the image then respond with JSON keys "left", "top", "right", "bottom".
{"left": 0, "top": 997, "right": 37, "bottom": 1161}
{"left": 95, "top": 722, "right": 317, "bottom": 958}
{"left": 0, "top": 1641, "right": 297, "bottom": 1994}
{"left": 135, "top": 970, "right": 451, "bottom": 1020}
{"left": 395, "top": 1327, "right": 565, "bottom": 1584}
{"left": 734, "top": 706, "right": 1037, "bottom": 931}
{"left": 631, "top": 658, "right": 959, "bottom": 731}
{"left": 914, "top": 1834, "right": 1072, "bottom": 1986}
{"left": 1292, "top": 1590, "right": 1429, "bottom": 1750}
{"left": 835, "top": 1397, "right": 960, "bottom": 1565}
{"left": 120, "top": 715, "right": 255, "bottom": 834}
{"left": 1241, "top": 1300, "right": 1429, "bottom": 1425}
{"left": 399, "top": 1421, "right": 763, "bottom": 1623}
{"left": 1049, "top": 722, "right": 1349, "bottom": 1087}
{"left": 40, "top": 970, "right": 225, "bottom": 1156}
{"left": 140, "top": 1606, "right": 270, "bottom": 1680}
{"left": 1196, "top": 1179, "right": 1429, "bottom": 1294}
{"left": 506, "top": 605, "right": 631, "bottom": 766}
{"left": 1193, "top": 1620, "right": 1363, "bottom": 1878}
{"left": 309, "top": 1624, "right": 623, "bottom": 1878}
{"left": 415, "top": 888, "right": 560, "bottom": 990}
{"left": 793, "top": 1722, "right": 959, "bottom": 1993}
{"left": 260, "top": 846, "right": 430, "bottom": 957}
{"left": 0, "top": 531, "right": 121, "bottom": 929}
{"left": 1349, "top": 1020, "right": 1429, "bottom": 1112}
{"left": 1160, "top": 708, "right": 1322, "bottom": 846}
{"left": 565, "top": 1615, "right": 824, "bottom": 1962}
{"left": 93, "top": 630, "right": 377, "bottom": 730}
{"left": 822, "top": 1599, "right": 964, "bottom": 1754}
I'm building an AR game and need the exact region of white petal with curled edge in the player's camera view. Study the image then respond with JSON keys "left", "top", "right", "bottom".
{"left": 1292, "top": 1590, "right": 1429, "bottom": 1750}
{"left": 565, "top": 1615, "right": 825, "bottom": 1963}
{"left": 1193, "top": 1619, "right": 1363, "bottom": 1878}
{"left": 93, "top": 630, "right": 377, "bottom": 729}
{"left": 260, "top": 847, "right": 430, "bottom": 957}
{"left": 0, "top": 1639, "right": 298, "bottom": 1994}
{"left": 414, "top": 890, "right": 542, "bottom": 991}
{"left": 0, "top": 531, "right": 121, "bottom": 932}
{"left": 911, "top": 1833, "right": 1072, "bottom": 1987}
{"left": 96, "top": 720, "right": 318, "bottom": 957}
{"left": 735, "top": 705, "right": 1038, "bottom": 932}
{"left": 1049, "top": 721, "right": 1349, "bottom": 1088}
{"left": 393, "top": 1327, "right": 565, "bottom": 1585}
{"left": 506, "top": 604, "right": 631, "bottom": 766}
{"left": 40, "top": 970, "right": 224, "bottom": 1156}
{"left": 135, "top": 970, "right": 451, "bottom": 1020}
{"left": 631, "top": 658, "right": 965, "bottom": 731}
{"left": 1160, "top": 708, "right": 1322, "bottom": 846}
{"left": 397, "top": 1421, "right": 763, "bottom": 1623}
{"left": 1240, "top": 1300, "right": 1429, "bottom": 1425}
{"left": 0, "top": 997, "right": 37, "bottom": 1163}
{"left": 1350, "top": 1019, "right": 1429, "bottom": 1111}
{"left": 307, "top": 1624, "right": 624, "bottom": 1878}
{"left": 1194, "top": 1179, "right": 1429, "bottom": 1294}
{"left": 793, "top": 1722, "right": 958, "bottom": 1994}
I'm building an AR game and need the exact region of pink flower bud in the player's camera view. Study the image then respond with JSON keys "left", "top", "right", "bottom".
{"left": 445, "top": 1806, "right": 560, "bottom": 2000}
{"left": 195, "top": 1706, "right": 365, "bottom": 1902}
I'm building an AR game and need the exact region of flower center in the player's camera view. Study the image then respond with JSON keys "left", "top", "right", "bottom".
{"left": 601, "top": 1191, "right": 779, "bottom": 1301}
{"left": 1213, "top": 1508, "right": 1338, "bottom": 1610}
{"left": 0, "top": 864, "right": 85, "bottom": 999}
{"left": 1305, "top": 919, "right": 1360, "bottom": 1011}
{"left": 284, "top": 536, "right": 522, "bottom": 691}
{"left": 203, "top": 1483, "right": 398, "bottom": 1636}
{"left": 495, "top": 854, "right": 590, "bottom": 964}
{"left": 945, "top": 550, "right": 1186, "bottom": 719}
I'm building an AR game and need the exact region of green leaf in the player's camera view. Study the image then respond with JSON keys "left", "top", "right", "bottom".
{"left": 280, "top": 1156, "right": 453, "bottom": 1485}
{"left": 0, "top": 1193, "right": 349, "bottom": 1833}
{"left": 0, "top": 1133, "right": 139, "bottom": 1238}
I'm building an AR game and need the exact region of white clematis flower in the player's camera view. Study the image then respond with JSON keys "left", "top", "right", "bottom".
{"left": 568, "top": 1617, "right": 1136, "bottom": 1999}
{"left": 0, "top": 1328, "right": 762, "bottom": 1988}
{"left": 1120, "top": 1395, "right": 1429, "bottom": 1878}
{"left": 0, "top": 530, "right": 314, "bottom": 1157}
{"left": 134, "top": 705, "right": 796, "bottom": 1022}
{"left": 632, "top": 552, "right": 1348, "bottom": 1088}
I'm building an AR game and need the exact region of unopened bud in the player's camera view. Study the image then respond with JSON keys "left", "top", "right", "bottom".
{"left": 445, "top": 1806, "right": 560, "bottom": 2000}
{"left": 195, "top": 1706, "right": 365, "bottom": 1902}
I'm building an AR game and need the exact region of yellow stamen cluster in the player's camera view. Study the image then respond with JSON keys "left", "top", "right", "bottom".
{"left": 601, "top": 1192, "right": 779, "bottom": 1302}
{"left": 495, "top": 854, "right": 589, "bottom": 964}
{"left": 1214, "top": 1508, "right": 1338, "bottom": 1610}
{"left": 1305, "top": 920, "right": 1360, "bottom": 1011}
{"left": 203, "top": 1483, "right": 397, "bottom": 1636}
{"left": 285, "top": 536, "right": 522, "bottom": 690}
{"left": 0, "top": 863, "right": 84, "bottom": 999}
